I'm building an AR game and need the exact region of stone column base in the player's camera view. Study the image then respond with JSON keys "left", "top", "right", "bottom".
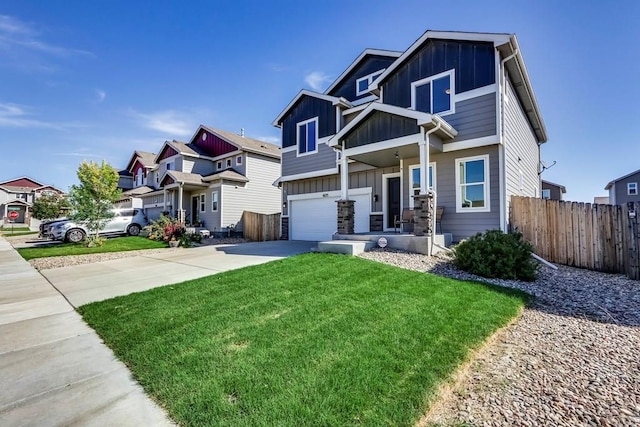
{"left": 337, "top": 200, "right": 355, "bottom": 235}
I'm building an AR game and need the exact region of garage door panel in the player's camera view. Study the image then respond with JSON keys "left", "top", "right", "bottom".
{"left": 290, "top": 192, "right": 370, "bottom": 241}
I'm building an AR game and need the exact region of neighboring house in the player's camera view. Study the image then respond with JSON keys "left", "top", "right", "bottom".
{"left": 273, "top": 30, "right": 547, "bottom": 242}
{"left": 119, "top": 126, "right": 281, "bottom": 233}
{"left": 0, "top": 176, "right": 65, "bottom": 226}
{"left": 593, "top": 196, "right": 610, "bottom": 205}
{"left": 541, "top": 180, "right": 566, "bottom": 200}
{"left": 605, "top": 169, "right": 640, "bottom": 205}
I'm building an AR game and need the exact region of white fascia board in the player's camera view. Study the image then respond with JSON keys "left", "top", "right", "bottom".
{"left": 323, "top": 48, "right": 402, "bottom": 95}
{"left": 343, "top": 134, "right": 421, "bottom": 157}
{"left": 370, "top": 30, "right": 512, "bottom": 92}
{"left": 329, "top": 103, "right": 432, "bottom": 147}
{"left": 288, "top": 187, "right": 371, "bottom": 201}
{"left": 272, "top": 90, "right": 345, "bottom": 127}
{"left": 417, "top": 115, "right": 458, "bottom": 139}
{"left": 442, "top": 135, "right": 499, "bottom": 152}
{"left": 279, "top": 168, "right": 339, "bottom": 183}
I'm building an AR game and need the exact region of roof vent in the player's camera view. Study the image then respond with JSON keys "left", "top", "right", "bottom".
{"left": 240, "top": 128, "right": 245, "bottom": 137}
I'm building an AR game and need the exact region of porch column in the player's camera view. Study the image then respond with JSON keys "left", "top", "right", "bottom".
{"left": 340, "top": 146, "right": 349, "bottom": 200}
{"left": 337, "top": 200, "right": 355, "bottom": 235}
{"left": 413, "top": 193, "right": 434, "bottom": 237}
{"left": 177, "top": 184, "right": 184, "bottom": 223}
{"left": 419, "top": 128, "right": 430, "bottom": 195}
{"left": 163, "top": 189, "right": 167, "bottom": 214}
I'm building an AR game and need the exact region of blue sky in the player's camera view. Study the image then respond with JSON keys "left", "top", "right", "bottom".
{"left": 1, "top": 1, "right": 638, "bottom": 202}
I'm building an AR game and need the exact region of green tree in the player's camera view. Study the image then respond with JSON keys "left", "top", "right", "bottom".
{"left": 31, "top": 193, "right": 71, "bottom": 220}
{"left": 68, "top": 160, "right": 122, "bottom": 246}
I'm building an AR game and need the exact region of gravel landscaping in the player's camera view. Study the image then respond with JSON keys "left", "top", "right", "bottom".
{"left": 360, "top": 249, "right": 640, "bottom": 427}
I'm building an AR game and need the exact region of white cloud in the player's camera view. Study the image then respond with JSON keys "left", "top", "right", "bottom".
{"left": 95, "top": 89, "right": 106, "bottom": 102}
{"left": 304, "top": 71, "right": 332, "bottom": 91}
{"left": 128, "top": 108, "right": 196, "bottom": 137}
{"left": 0, "top": 102, "right": 66, "bottom": 130}
{"left": 0, "top": 14, "right": 93, "bottom": 58}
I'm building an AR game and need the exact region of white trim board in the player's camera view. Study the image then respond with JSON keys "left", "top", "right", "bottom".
{"left": 323, "top": 48, "right": 402, "bottom": 95}
{"left": 287, "top": 187, "right": 372, "bottom": 202}
{"left": 442, "top": 135, "right": 498, "bottom": 152}
{"left": 281, "top": 136, "right": 333, "bottom": 154}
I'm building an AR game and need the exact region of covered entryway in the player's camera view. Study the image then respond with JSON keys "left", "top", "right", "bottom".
{"left": 289, "top": 189, "right": 371, "bottom": 241}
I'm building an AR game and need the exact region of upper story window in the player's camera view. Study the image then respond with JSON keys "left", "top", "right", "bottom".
{"left": 217, "top": 161, "right": 222, "bottom": 170}
{"left": 166, "top": 161, "right": 174, "bottom": 171}
{"left": 628, "top": 182, "right": 638, "bottom": 195}
{"left": 355, "top": 68, "right": 385, "bottom": 96}
{"left": 411, "top": 69, "right": 455, "bottom": 116}
{"left": 409, "top": 163, "right": 436, "bottom": 208}
{"left": 297, "top": 117, "right": 318, "bottom": 156}
{"left": 455, "top": 154, "right": 490, "bottom": 213}
{"left": 136, "top": 168, "right": 143, "bottom": 186}
{"left": 541, "top": 189, "right": 551, "bottom": 199}
{"left": 236, "top": 155, "right": 243, "bottom": 166}
{"left": 226, "top": 159, "right": 232, "bottom": 168}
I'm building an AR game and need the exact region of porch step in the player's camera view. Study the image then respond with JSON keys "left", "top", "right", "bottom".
{"left": 317, "top": 240, "right": 377, "bottom": 256}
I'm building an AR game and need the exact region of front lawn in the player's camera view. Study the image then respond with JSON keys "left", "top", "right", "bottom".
{"left": 1, "top": 231, "right": 39, "bottom": 237}
{"left": 79, "top": 253, "right": 527, "bottom": 427}
{"left": 17, "top": 236, "right": 166, "bottom": 260}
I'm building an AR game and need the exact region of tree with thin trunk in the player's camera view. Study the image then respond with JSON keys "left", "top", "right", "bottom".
{"left": 68, "top": 160, "right": 122, "bottom": 246}
{"left": 31, "top": 193, "right": 71, "bottom": 221}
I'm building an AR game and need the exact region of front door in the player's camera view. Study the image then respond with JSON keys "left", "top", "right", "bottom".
{"left": 191, "top": 196, "right": 199, "bottom": 225}
{"left": 387, "top": 177, "right": 400, "bottom": 228}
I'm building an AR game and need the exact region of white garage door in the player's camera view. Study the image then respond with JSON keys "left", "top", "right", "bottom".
{"left": 289, "top": 190, "right": 371, "bottom": 241}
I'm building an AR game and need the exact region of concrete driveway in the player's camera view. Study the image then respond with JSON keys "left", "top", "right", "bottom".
{"left": 40, "top": 240, "right": 316, "bottom": 307}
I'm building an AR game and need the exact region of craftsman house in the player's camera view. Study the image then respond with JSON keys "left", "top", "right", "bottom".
{"left": 0, "top": 176, "right": 65, "bottom": 226}
{"left": 273, "top": 30, "right": 547, "bottom": 243}
{"left": 119, "top": 126, "right": 281, "bottom": 234}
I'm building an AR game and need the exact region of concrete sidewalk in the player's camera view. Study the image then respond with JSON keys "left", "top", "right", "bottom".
{"left": 40, "top": 240, "right": 316, "bottom": 307}
{"left": 0, "top": 238, "right": 174, "bottom": 426}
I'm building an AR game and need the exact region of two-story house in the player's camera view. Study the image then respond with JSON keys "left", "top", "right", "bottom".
{"left": 0, "top": 176, "right": 65, "bottom": 226}
{"left": 273, "top": 30, "right": 547, "bottom": 243}
{"left": 605, "top": 169, "right": 640, "bottom": 205}
{"left": 120, "top": 126, "right": 281, "bottom": 234}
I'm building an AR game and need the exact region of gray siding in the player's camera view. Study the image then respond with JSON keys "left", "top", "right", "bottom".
{"left": 344, "top": 111, "right": 419, "bottom": 149}
{"left": 504, "top": 76, "right": 540, "bottom": 219}
{"left": 281, "top": 96, "right": 336, "bottom": 148}
{"left": 610, "top": 172, "right": 640, "bottom": 205}
{"left": 541, "top": 182, "right": 564, "bottom": 201}
{"left": 282, "top": 143, "right": 336, "bottom": 177}
{"left": 190, "top": 157, "right": 216, "bottom": 176}
{"left": 446, "top": 93, "right": 497, "bottom": 142}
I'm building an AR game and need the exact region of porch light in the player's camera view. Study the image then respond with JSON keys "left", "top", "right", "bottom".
{"left": 394, "top": 151, "right": 399, "bottom": 159}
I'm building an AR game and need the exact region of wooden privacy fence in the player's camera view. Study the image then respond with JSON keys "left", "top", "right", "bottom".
{"left": 509, "top": 196, "right": 640, "bottom": 279}
{"left": 242, "top": 211, "right": 281, "bottom": 242}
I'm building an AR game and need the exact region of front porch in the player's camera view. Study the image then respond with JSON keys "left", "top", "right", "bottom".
{"left": 318, "top": 232, "right": 453, "bottom": 256}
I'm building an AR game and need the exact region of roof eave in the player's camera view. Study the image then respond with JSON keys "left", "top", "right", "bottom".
{"left": 323, "top": 48, "right": 403, "bottom": 95}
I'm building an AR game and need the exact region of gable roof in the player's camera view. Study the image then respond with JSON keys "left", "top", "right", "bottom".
{"left": 198, "top": 125, "right": 282, "bottom": 159}
{"left": 0, "top": 176, "right": 45, "bottom": 188}
{"left": 126, "top": 150, "right": 157, "bottom": 172}
{"left": 605, "top": 168, "right": 640, "bottom": 190}
{"left": 164, "top": 170, "right": 207, "bottom": 186}
{"left": 122, "top": 186, "right": 155, "bottom": 196}
{"left": 329, "top": 102, "right": 457, "bottom": 147}
{"left": 369, "top": 30, "right": 547, "bottom": 143}
{"left": 272, "top": 90, "right": 352, "bottom": 127}
{"left": 323, "top": 48, "right": 403, "bottom": 95}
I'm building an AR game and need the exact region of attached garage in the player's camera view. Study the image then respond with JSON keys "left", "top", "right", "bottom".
{"left": 288, "top": 188, "right": 372, "bottom": 241}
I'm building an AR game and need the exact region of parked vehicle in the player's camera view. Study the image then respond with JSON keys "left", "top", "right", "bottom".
{"left": 50, "top": 208, "right": 149, "bottom": 243}
{"left": 39, "top": 217, "right": 70, "bottom": 238}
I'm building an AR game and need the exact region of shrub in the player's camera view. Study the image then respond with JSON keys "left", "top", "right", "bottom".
{"left": 453, "top": 229, "right": 538, "bottom": 281}
{"left": 178, "top": 232, "right": 202, "bottom": 248}
{"left": 145, "top": 215, "right": 185, "bottom": 243}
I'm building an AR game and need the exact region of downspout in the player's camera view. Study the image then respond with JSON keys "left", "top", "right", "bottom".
{"left": 499, "top": 48, "right": 519, "bottom": 232}
{"left": 423, "top": 121, "right": 441, "bottom": 256}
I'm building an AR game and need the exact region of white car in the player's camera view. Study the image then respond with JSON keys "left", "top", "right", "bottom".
{"left": 51, "top": 209, "right": 149, "bottom": 243}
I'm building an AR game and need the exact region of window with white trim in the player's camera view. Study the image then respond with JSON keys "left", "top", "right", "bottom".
{"left": 408, "top": 163, "right": 436, "bottom": 208}
{"left": 217, "top": 161, "right": 222, "bottom": 169}
{"left": 455, "top": 155, "right": 490, "bottom": 212}
{"left": 166, "top": 161, "right": 173, "bottom": 171}
{"left": 628, "top": 182, "right": 638, "bottom": 195}
{"left": 297, "top": 117, "right": 318, "bottom": 155}
{"left": 226, "top": 159, "right": 232, "bottom": 168}
{"left": 541, "top": 189, "right": 551, "bottom": 199}
{"left": 236, "top": 155, "right": 242, "bottom": 165}
{"left": 211, "top": 191, "right": 219, "bottom": 212}
{"left": 136, "top": 168, "right": 143, "bottom": 186}
{"left": 199, "top": 194, "right": 205, "bottom": 212}
{"left": 355, "top": 68, "right": 385, "bottom": 96}
{"left": 411, "top": 69, "right": 455, "bottom": 115}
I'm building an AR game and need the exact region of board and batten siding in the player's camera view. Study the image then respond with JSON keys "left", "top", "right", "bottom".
{"left": 281, "top": 96, "right": 336, "bottom": 149}
{"left": 445, "top": 92, "right": 496, "bottom": 142}
{"left": 282, "top": 143, "right": 336, "bottom": 177}
{"left": 327, "top": 54, "right": 398, "bottom": 102}
{"left": 504, "top": 76, "right": 540, "bottom": 211}
{"left": 220, "top": 154, "right": 282, "bottom": 231}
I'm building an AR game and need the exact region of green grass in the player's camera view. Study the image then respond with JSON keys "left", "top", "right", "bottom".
{"left": 79, "top": 254, "right": 527, "bottom": 427}
{"left": 1, "top": 226, "right": 31, "bottom": 232}
{"left": 17, "top": 236, "right": 167, "bottom": 260}
{"left": 1, "top": 230, "right": 39, "bottom": 237}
